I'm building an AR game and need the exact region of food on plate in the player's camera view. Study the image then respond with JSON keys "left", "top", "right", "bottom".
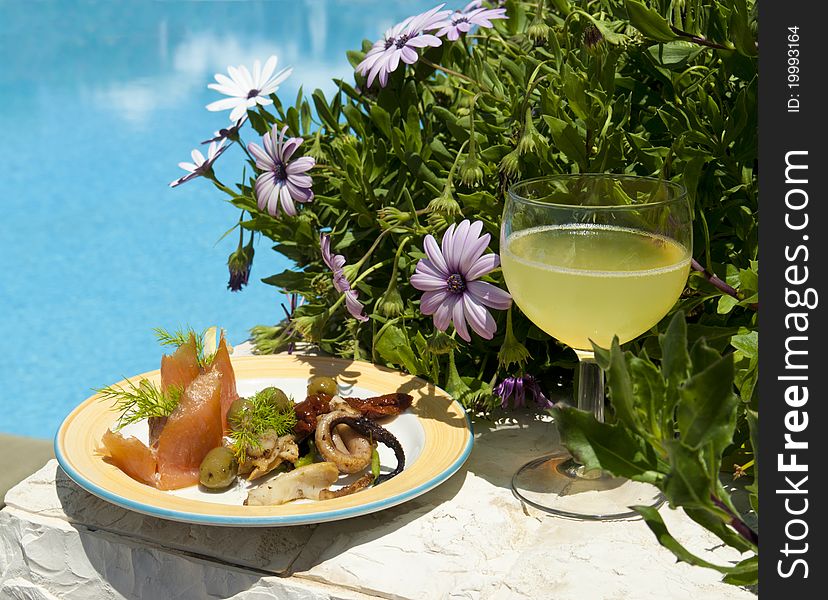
{"left": 342, "top": 393, "right": 413, "bottom": 419}
{"left": 99, "top": 328, "right": 413, "bottom": 504}
{"left": 307, "top": 375, "right": 337, "bottom": 397}
{"left": 156, "top": 370, "right": 223, "bottom": 489}
{"left": 101, "top": 429, "right": 157, "bottom": 486}
{"left": 315, "top": 408, "right": 374, "bottom": 474}
{"left": 293, "top": 393, "right": 333, "bottom": 437}
{"left": 208, "top": 335, "right": 238, "bottom": 433}
{"left": 245, "top": 462, "right": 339, "bottom": 506}
{"left": 324, "top": 415, "right": 405, "bottom": 484}
{"left": 318, "top": 473, "right": 374, "bottom": 500}
{"left": 199, "top": 446, "right": 239, "bottom": 489}
{"left": 159, "top": 334, "right": 200, "bottom": 392}
{"left": 238, "top": 430, "right": 299, "bottom": 480}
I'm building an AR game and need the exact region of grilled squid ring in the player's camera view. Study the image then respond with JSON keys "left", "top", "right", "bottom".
{"left": 315, "top": 410, "right": 374, "bottom": 473}
{"left": 327, "top": 415, "right": 405, "bottom": 485}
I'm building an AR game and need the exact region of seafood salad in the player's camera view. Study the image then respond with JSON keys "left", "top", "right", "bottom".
{"left": 98, "top": 328, "right": 411, "bottom": 505}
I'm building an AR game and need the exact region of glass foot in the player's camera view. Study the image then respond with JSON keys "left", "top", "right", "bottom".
{"left": 511, "top": 451, "right": 664, "bottom": 520}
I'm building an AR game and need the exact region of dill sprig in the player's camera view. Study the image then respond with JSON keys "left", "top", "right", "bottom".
{"left": 153, "top": 326, "right": 216, "bottom": 368}
{"left": 97, "top": 379, "right": 183, "bottom": 429}
{"left": 229, "top": 388, "right": 297, "bottom": 464}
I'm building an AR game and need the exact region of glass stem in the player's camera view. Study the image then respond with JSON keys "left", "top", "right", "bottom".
{"left": 576, "top": 352, "right": 604, "bottom": 423}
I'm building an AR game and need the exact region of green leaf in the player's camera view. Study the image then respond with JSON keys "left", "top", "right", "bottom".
{"left": 659, "top": 311, "right": 689, "bottom": 386}
{"left": 677, "top": 353, "right": 738, "bottom": 452}
{"left": 731, "top": 330, "right": 758, "bottom": 359}
{"left": 625, "top": 0, "right": 680, "bottom": 43}
{"left": 285, "top": 106, "right": 301, "bottom": 136}
{"left": 369, "top": 105, "right": 392, "bottom": 139}
{"left": 722, "top": 556, "right": 759, "bottom": 586}
{"left": 647, "top": 41, "right": 702, "bottom": 66}
{"left": 374, "top": 324, "right": 423, "bottom": 376}
{"left": 342, "top": 104, "right": 365, "bottom": 137}
{"left": 684, "top": 507, "right": 756, "bottom": 553}
{"left": 717, "top": 294, "right": 739, "bottom": 314}
{"left": 260, "top": 269, "right": 316, "bottom": 292}
{"left": 628, "top": 356, "right": 666, "bottom": 441}
{"left": 663, "top": 441, "right": 715, "bottom": 510}
{"left": 542, "top": 115, "right": 586, "bottom": 167}
{"left": 551, "top": 405, "right": 663, "bottom": 483}
{"left": 312, "top": 89, "right": 339, "bottom": 131}
{"left": 601, "top": 337, "right": 644, "bottom": 434}
{"left": 635, "top": 505, "right": 756, "bottom": 584}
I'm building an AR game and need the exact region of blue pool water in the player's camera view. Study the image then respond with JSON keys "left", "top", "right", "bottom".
{"left": 0, "top": 0, "right": 434, "bottom": 439}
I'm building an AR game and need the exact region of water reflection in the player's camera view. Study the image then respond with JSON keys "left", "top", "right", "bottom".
{"left": 0, "top": 0, "right": 435, "bottom": 438}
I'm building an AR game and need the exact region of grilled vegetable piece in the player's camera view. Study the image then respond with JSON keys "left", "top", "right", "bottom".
{"left": 344, "top": 393, "right": 413, "bottom": 419}
{"left": 245, "top": 462, "right": 339, "bottom": 506}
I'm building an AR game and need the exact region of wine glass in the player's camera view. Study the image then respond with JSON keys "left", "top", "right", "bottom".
{"left": 501, "top": 174, "right": 692, "bottom": 520}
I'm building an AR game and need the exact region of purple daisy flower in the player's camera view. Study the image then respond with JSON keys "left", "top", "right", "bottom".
{"left": 248, "top": 126, "right": 315, "bottom": 217}
{"left": 435, "top": 6, "right": 507, "bottom": 41}
{"left": 410, "top": 219, "right": 512, "bottom": 342}
{"left": 169, "top": 140, "right": 228, "bottom": 188}
{"left": 206, "top": 55, "right": 292, "bottom": 122}
{"left": 320, "top": 233, "right": 350, "bottom": 293}
{"left": 494, "top": 375, "right": 552, "bottom": 410}
{"left": 202, "top": 115, "right": 248, "bottom": 145}
{"left": 320, "top": 234, "right": 369, "bottom": 322}
{"left": 356, "top": 4, "right": 450, "bottom": 88}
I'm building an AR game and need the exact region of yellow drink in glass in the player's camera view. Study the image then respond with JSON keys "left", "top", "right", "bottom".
{"left": 502, "top": 224, "right": 690, "bottom": 351}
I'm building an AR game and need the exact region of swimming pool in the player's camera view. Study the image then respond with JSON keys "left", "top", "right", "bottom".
{"left": 0, "top": 0, "right": 434, "bottom": 439}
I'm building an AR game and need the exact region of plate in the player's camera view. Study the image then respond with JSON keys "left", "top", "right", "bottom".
{"left": 55, "top": 355, "right": 473, "bottom": 526}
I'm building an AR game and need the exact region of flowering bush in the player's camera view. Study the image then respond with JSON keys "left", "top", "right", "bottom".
{"left": 172, "top": 0, "right": 758, "bottom": 583}
{"left": 178, "top": 0, "right": 756, "bottom": 409}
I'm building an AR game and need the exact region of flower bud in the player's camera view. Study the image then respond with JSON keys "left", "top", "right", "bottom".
{"left": 527, "top": 19, "right": 550, "bottom": 45}
{"left": 498, "top": 308, "right": 531, "bottom": 369}
{"left": 342, "top": 263, "right": 360, "bottom": 286}
{"left": 377, "top": 206, "right": 413, "bottom": 229}
{"left": 227, "top": 241, "right": 254, "bottom": 292}
{"left": 459, "top": 153, "right": 484, "bottom": 187}
{"left": 517, "top": 108, "right": 547, "bottom": 156}
{"left": 427, "top": 185, "right": 463, "bottom": 217}
{"left": 583, "top": 24, "right": 604, "bottom": 53}
{"left": 306, "top": 130, "right": 327, "bottom": 163}
{"left": 426, "top": 330, "right": 458, "bottom": 355}
{"left": 291, "top": 313, "right": 326, "bottom": 343}
{"left": 499, "top": 149, "right": 521, "bottom": 179}
{"left": 377, "top": 285, "right": 405, "bottom": 318}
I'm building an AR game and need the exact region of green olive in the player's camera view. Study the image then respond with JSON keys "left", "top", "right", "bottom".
{"left": 307, "top": 375, "right": 337, "bottom": 397}
{"left": 199, "top": 447, "right": 238, "bottom": 489}
{"left": 258, "top": 387, "right": 292, "bottom": 411}
{"left": 226, "top": 397, "right": 252, "bottom": 430}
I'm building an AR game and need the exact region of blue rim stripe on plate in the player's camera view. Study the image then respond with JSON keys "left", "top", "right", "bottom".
{"left": 54, "top": 407, "right": 474, "bottom": 527}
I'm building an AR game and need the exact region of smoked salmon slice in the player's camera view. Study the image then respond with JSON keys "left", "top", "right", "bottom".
{"left": 160, "top": 333, "right": 200, "bottom": 392}
{"left": 101, "top": 429, "right": 157, "bottom": 486}
{"left": 156, "top": 370, "right": 223, "bottom": 490}
{"left": 209, "top": 335, "right": 239, "bottom": 433}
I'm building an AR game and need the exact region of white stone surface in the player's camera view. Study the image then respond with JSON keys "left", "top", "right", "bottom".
{"left": 1, "top": 441, "right": 756, "bottom": 599}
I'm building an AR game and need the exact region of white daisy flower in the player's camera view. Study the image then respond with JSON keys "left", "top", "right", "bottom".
{"left": 206, "top": 55, "right": 293, "bottom": 122}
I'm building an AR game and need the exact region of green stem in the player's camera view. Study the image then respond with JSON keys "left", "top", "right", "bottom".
{"left": 208, "top": 174, "right": 236, "bottom": 197}
{"left": 418, "top": 56, "right": 492, "bottom": 94}
{"left": 236, "top": 138, "right": 256, "bottom": 164}
{"left": 353, "top": 259, "right": 391, "bottom": 286}
{"left": 354, "top": 228, "right": 393, "bottom": 271}
{"left": 384, "top": 236, "right": 412, "bottom": 295}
